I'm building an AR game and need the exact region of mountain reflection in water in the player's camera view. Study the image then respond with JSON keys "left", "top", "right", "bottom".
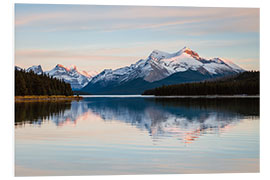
{"left": 15, "top": 97, "right": 259, "bottom": 144}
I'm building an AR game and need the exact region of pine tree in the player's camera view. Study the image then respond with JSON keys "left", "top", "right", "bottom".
{"left": 15, "top": 69, "right": 74, "bottom": 96}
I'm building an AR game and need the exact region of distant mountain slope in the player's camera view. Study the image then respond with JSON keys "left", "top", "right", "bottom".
{"left": 26, "top": 65, "right": 43, "bottom": 75}
{"left": 17, "top": 64, "right": 97, "bottom": 90}
{"left": 82, "top": 47, "right": 245, "bottom": 94}
{"left": 45, "top": 64, "right": 93, "bottom": 90}
{"left": 82, "top": 70, "right": 218, "bottom": 95}
{"left": 143, "top": 71, "right": 259, "bottom": 96}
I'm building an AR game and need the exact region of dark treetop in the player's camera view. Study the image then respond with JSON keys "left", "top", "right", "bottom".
{"left": 15, "top": 69, "right": 73, "bottom": 96}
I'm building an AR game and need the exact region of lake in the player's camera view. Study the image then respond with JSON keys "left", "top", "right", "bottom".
{"left": 15, "top": 96, "right": 260, "bottom": 176}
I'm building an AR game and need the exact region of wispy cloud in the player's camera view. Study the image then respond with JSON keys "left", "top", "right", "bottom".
{"left": 16, "top": 49, "right": 140, "bottom": 61}
{"left": 15, "top": 5, "right": 259, "bottom": 33}
{"left": 15, "top": 12, "right": 69, "bottom": 26}
{"left": 15, "top": 48, "right": 141, "bottom": 72}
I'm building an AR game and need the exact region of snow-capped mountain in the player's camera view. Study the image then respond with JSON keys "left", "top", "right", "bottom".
{"left": 26, "top": 65, "right": 43, "bottom": 75}
{"left": 82, "top": 47, "right": 245, "bottom": 94}
{"left": 16, "top": 64, "right": 96, "bottom": 90}
{"left": 45, "top": 64, "right": 93, "bottom": 90}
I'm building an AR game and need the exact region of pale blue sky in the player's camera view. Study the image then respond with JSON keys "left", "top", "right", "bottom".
{"left": 15, "top": 4, "right": 259, "bottom": 72}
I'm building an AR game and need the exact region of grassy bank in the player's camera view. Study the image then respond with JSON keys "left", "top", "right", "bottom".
{"left": 15, "top": 95, "right": 83, "bottom": 102}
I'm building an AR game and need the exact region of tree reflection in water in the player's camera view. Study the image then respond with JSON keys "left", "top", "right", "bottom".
{"left": 15, "top": 97, "right": 259, "bottom": 143}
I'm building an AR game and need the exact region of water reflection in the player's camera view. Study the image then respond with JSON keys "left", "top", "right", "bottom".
{"left": 15, "top": 102, "right": 71, "bottom": 126}
{"left": 85, "top": 97, "right": 259, "bottom": 143}
{"left": 15, "top": 97, "right": 259, "bottom": 144}
{"left": 15, "top": 101, "right": 88, "bottom": 126}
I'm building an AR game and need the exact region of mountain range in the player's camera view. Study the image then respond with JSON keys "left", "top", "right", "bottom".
{"left": 15, "top": 47, "right": 245, "bottom": 94}
{"left": 81, "top": 47, "right": 244, "bottom": 94}
{"left": 15, "top": 64, "right": 97, "bottom": 90}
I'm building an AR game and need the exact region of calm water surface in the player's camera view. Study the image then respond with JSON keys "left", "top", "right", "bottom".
{"left": 15, "top": 96, "right": 259, "bottom": 176}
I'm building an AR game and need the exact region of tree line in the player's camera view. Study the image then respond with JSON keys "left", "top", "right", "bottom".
{"left": 142, "top": 71, "right": 259, "bottom": 96}
{"left": 15, "top": 69, "right": 73, "bottom": 96}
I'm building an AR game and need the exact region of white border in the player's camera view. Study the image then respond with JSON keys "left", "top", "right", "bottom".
{"left": 1, "top": 0, "right": 269, "bottom": 180}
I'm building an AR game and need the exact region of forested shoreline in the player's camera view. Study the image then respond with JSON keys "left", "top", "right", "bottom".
{"left": 142, "top": 71, "right": 259, "bottom": 96}
{"left": 15, "top": 69, "right": 73, "bottom": 96}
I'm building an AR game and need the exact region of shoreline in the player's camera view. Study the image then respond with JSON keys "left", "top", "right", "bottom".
{"left": 15, "top": 95, "right": 259, "bottom": 102}
{"left": 15, "top": 95, "right": 83, "bottom": 102}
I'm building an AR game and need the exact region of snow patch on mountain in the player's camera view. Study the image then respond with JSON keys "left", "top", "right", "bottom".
{"left": 26, "top": 65, "right": 43, "bottom": 75}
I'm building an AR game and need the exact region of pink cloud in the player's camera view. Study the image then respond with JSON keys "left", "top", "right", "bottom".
{"left": 15, "top": 12, "right": 69, "bottom": 26}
